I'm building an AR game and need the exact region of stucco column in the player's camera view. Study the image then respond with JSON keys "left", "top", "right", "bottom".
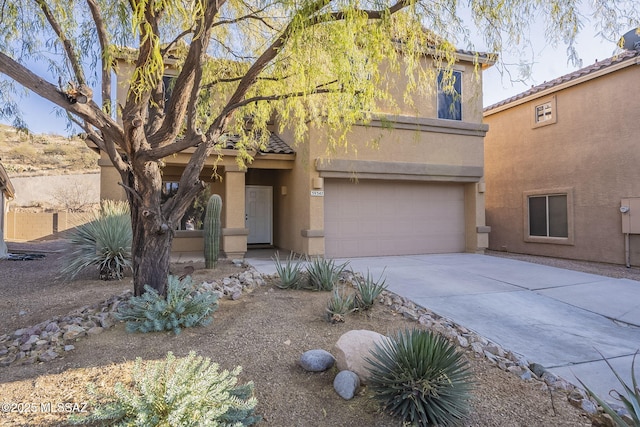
{"left": 222, "top": 166, "right": 249, "bottom": 258}
{"left": 464, "top": 180, "right": 490, "bottom": 253}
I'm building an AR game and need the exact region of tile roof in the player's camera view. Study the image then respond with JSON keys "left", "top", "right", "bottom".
{"left": 484, "top": 49, "right": 640, "bottom": 112}
{"left": 223, "top": 132, "right": 295, "bottom": 155}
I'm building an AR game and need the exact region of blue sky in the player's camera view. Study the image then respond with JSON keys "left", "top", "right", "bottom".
{"left": 1, "top": 18, "right": 625, "bottom": 136}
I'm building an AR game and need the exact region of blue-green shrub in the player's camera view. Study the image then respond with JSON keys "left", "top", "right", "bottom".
{"left": 69, "top": 351, "right": 260, "bottom": 426}
{"left": 116, "top": 275, "right": 218, "bottom": 334}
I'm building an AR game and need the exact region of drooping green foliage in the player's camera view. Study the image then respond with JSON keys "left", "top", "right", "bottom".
{"left": 577, "top": 351, "right": 640, "bottom": 427}
{"left": 116, "top": 275, "right": 219, "bottom": 335}
{"left": 59, "top": 200, "right": 132, "bottom": 281}
{"left": 69, "top": 351, "right": 261, "bottom": 426}
{"left": 272, "top": 251, "right": 305, "bottom": 289}
{"left": 305, "top": 257, "right": 349, "bottom": 291}
{"left": 354, "top": 269, "right": 388, "bottom": 310}
{"left": 204, "top": 194, "right": 222, "bottom": 269}
{"left": 366, "top": 328, "right": 473, "bottom": 426}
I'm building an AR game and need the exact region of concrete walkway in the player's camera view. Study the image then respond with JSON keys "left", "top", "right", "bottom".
{"left": 246, "top": 252, "right": 640, "bottom": 400}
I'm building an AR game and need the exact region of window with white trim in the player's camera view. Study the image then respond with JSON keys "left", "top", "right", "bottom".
{"left": 535, "top": 102, "right": 552, "bottom": 123}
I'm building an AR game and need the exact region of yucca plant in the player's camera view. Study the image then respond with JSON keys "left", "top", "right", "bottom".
{"left": 365, "top": 328, "right": 473, "bottom": 426}
{"left": 577, "top": 351, "right": 640, "bottom": 426}
{"left": 326, "top": 285, "right": 356, "bottom": 323}
{"left": 272, "top": 251, "right": 305, "bottom": 289}
{"left": 306, "top": 257, "right": 349, "bottom": 291}
{"left": 354, "top": 269, "right": 388, "bottom": 310}
{"left": 69, "top": 351, "right": 261, "bottom": 426}
{"left": 116, "top": 275, "right": 218, "bottom": 335}
{"left": 59, "top": 200, "right": 132, "bottom": 280}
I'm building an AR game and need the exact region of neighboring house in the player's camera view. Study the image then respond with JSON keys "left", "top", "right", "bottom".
{"left": 96, "top": 48, "right": 495, "bottom": 260}
{"left": 0, "top": 159, "right": 15, "bottom": 257}
{"left": 483, "top": 48, "right": 640, "bottom": 266}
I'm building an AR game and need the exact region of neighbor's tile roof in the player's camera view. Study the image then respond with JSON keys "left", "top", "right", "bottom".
{"left": 223, "top": 132, "right": 295, "bottom": 154}
{"left": 484, "top": 49, "right": 640, "bottom": 112}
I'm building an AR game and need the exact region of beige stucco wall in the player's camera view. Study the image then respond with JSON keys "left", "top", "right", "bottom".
{"left": 484, "top": 62, "right": 640, "bottom": 265}
{"left": 5, "top": 211, "right": 90, "bottom": 241}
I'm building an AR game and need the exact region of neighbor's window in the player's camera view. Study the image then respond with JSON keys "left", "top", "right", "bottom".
{"left": 532, "top": 97, "right": 557, "bottom": 128}
{"left": 535, "top": 102, "right": 552, "bottom": 123}
{"left": 528, "top": 194, "right": 568, "bottom": 238}
{"left": 437, "top": 70, "right": 462, "bottom": 121}
{"left": 161, "top": 181, "right": 210, "bottom": 231}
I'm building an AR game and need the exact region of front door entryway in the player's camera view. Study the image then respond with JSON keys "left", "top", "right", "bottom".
{"left": 245, "top": 185, "right": 273, "bottom": 244}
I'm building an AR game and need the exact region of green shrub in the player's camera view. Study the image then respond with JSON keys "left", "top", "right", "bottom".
{"left": 326, "top": 285, "right": 356, "bottom": 323}
{"left": 272, "top": 251, "right": 305, "bottom": 289}
{"left": 59, "top": 200, "right": 132, "bottom": 280}
{"left": 306, "top": 257, "right": 349, "bottom": 291}
{"left": 354, "top": 269, "right": 387, "bottom": 310}
{"left": 365, "top": 328, "right": 473, "bottom": 426}
{"left": 69, "top": 351, "right": 260, "bottom": 426}
{"left": 116, "top": 275, "right": 219, "bottom": 335}
{"left": 577, "top": 351, "right": 640, "bottom": 426}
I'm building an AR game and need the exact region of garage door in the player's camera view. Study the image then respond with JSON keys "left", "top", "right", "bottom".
{"left": 324, "top": 180, "right": 465, "bottom": 258}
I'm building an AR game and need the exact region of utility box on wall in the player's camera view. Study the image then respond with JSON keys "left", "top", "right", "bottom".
{"left": 621, "top": 198, "right": 640, "bottom": 234}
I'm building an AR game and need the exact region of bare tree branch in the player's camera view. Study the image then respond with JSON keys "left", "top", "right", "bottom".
{"left": 33, "top": 0, "right": 86, "bottom": 85}
{"left": 86, "top": 0, "right": 112, "bottom": 115}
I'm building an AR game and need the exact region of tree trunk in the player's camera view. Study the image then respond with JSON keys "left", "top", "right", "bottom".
{"left": 124, "top": 165, "right": 175, "bottom": 297}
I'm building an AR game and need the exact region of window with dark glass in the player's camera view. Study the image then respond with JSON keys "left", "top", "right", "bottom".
{"left": 161, "top": 181, "right": 210, "bottom": 230}
{"left": 535, "top": 102, "right": 552, "bottom": 123}
{"left": 529, "top": 195, "right": 568, "bottom": 238}
{"left": 437, "top": 70, "right": 462, "bottom": 121}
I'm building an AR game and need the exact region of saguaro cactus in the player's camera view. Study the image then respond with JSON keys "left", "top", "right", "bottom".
{"left": 204, "top": 194, "right": 222, "bottom": 268}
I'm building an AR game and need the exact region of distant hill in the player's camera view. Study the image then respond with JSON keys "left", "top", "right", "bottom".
{"left": 0, "top": 124, "right": 99, "bottom": 177}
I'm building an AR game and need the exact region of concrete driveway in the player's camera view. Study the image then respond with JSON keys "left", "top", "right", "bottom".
{"left": 247, "top": 252, "right": 640, "bottom": 400}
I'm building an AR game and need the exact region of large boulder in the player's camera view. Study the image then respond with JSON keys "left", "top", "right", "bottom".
{"left": 333, "top": 329, "right": 389, "bottom": 384}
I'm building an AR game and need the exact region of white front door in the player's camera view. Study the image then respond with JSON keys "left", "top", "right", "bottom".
{"left": 245, "top": 185, "right": 273, "bottom": 244}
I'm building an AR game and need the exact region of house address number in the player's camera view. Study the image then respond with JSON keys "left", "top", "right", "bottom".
{"left": 311, "top": 190, "right": 324, "bottom": 197}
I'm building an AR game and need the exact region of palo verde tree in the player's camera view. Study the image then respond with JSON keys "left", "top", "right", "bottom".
{"left": 0, "top": 1, "right": 637, "bottom": 296}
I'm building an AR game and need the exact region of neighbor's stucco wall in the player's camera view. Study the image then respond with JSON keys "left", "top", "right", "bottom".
{"left": 484, "top": 63, "right": 640, "bottom": 265}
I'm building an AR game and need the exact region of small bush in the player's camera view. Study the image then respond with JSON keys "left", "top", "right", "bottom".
{"left": 116, "top": 275, "right": 219, "bottom": 335}
{"left": 326, "top": 285, "right": 356, "bottom": 323}
{"left": 69, "top": 351, "right": 261, "bottom": 426}
{"left": 59, "top": 200, "right": 132, "bottom": 280}
{"left": 578, "top": 351, "right": 640, "bottom": 427}
{"left": 272, "top": 251, "right": 305, "bottom": 289}
{"left": 306, "top": 257, "right": 349, "bottom": 291}
{"left": 354, "top": 269, "right": 387, "bottom": 310}
{"left": 366, "top": 328, "right": 473, "bottom": 426}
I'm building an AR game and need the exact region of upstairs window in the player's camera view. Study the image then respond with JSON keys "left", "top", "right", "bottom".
{"left": 532, "top": 96, "right": 557, "bottom": 128}
{"left": 437, "top": 70, "right": 462, "bottom": 121}
{"left": 535, "top": 102, "right": 552, "bottom": 123}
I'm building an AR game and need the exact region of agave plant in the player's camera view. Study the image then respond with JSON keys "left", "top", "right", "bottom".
{"left": 577, "top": 351, "right": 640, "bottom": 427}
{"left": 354, "top": 268, "right": 387, "bottom": 310}
{"left": 326, "top": 285, "right": 356, "bottom": 323}
{"left": 365, "top": 328, "right": 473, "bottom": 426}
{"left": 59, "top": 200, "right": 132, "bottom": 281}
{"left": 306, "top": 257, "right": 349, "bottom": 291}
{"left": 272, "top": 251, "right": 305, "bottom": 289}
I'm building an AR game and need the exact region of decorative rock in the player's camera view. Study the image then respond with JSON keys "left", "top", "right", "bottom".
{"left": 64, "top": 345, "right": 75, "bottom": 352}
{"left": 63, "top": 325, "right": 86, "bottom": 341}
{"left": 87, "top": 326, "right": 104, "bottom": 335}
{"left": 529, "top": 363, "right": 547, "bottom": 378}
{"left": 38, "top": 349, "right": 58, "bottom": 362}
{"left": 333, "top": 370, "right": 360, "bottom": 400}
{"left": 333, "top": 330, "right": 389, "bottom": 384}
{"left": 580, "top": 398, "right": 599, "bottom": 415}
{"left": 299, "top": 349, "right": 335, "bottom": 372}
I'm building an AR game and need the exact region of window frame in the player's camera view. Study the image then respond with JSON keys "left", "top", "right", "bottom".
{"left": 161, "top": 180, "right": 209, "bottom": 232}
{"left": 437, "top": 69, "right": 463, "bottom": 121}
{"left": 523, "top": 188, "right": 574, "bottom": 245}
{"left": 532, "top": 96, "right": 557, "bottom": 128}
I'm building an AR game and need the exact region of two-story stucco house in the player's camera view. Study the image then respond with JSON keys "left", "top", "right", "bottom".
{"left": 484, "top": 48, "right": 640, "bottom": 266}
{"left": 96, "top": 48, "right": 495, "bottom": 260}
